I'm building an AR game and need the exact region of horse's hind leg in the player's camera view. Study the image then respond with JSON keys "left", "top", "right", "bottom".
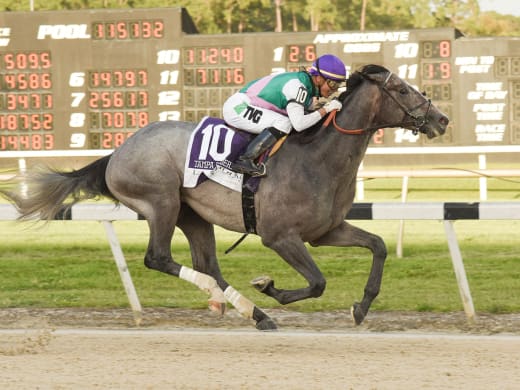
{"left": 105, "top": 152, "right": 246, "bottom": 323}
{"left": 140, "top": 195, "right": 183, "bottom": 276}
{"left": 310, "top": 220, "right": 387, "bottom": 325}
{"left": 109, "top": 174, "right": 275, "bottom": 329}
{"left": 177, "top": 205, "right": 225, "bottom": 287}
{"left": 177, "top": 205, "right": 277, "bottom": 331}
{"left": 139, "top": 200, "right": 224, "bottom": 306}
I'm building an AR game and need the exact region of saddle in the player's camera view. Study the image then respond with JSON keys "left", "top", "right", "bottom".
{"left": 183, "top": 116, "right": 286, "bottom": 192}
{"left": 183, "top": 116, "right": 287, "bottom": 235}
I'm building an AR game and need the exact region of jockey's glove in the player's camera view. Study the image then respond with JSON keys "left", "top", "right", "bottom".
{"left": 324, "top": 99, "right": 342, "bottom": 113}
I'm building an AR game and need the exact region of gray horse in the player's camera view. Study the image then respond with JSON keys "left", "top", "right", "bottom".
{"left": 1, "top": 65, "right": 448, "bottom": 330}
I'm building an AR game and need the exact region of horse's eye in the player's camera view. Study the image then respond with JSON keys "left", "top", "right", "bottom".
{"left": 399, "top": 88, "right": 408, "bottom": 95}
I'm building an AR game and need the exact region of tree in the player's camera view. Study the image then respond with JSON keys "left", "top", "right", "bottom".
{"left": 305, "top": 0, "right": 340, "bottom": 31}
{"left": 281, "top": 0, "right": 314, "bottom": 32}
{"left": 274, "top": 0, "right": 282, "bottom": 32}
{"left": 430, "top": 0, "right": 479, "bottom": 27}
{"left": 360, "top": 0, "right": 367, "bottom": 30}
{"left": 363, "top": 0, "right": 416, "bottom": 30}
{"left": 462, "top": 11, "right": 520, "bottom": 37}
{"left": 0, "top": 0, "right": 518, "bottom": 36}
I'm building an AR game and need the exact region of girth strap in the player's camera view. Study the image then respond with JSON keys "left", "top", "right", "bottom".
{"left": 241, "top": 181, "right": 257, "bottom": 234}
{"left": 239, "top": 130, "right": 287, "bottom": 235}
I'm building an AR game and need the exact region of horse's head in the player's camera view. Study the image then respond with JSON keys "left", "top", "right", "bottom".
{"left": 345, "top": 65, "right": 449, "bottom": 139}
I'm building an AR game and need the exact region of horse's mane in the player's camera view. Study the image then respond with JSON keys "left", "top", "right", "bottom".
{"left": 338, "top": 64, "right": 389, "bottom": 101}
{"left": 297, "top": 64, "right": 389, "bottom": 143}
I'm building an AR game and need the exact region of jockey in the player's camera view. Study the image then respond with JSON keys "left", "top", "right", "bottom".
{"left": 222, "top": 53, "right": 347, "bottom": 177}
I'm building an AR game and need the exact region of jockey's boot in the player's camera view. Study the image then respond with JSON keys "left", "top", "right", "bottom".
{"left": 231, "top": 127, "right": 285, "bottom": 177}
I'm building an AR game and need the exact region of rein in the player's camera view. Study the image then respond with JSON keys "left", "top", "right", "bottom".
{"left": 326, "top": 71, "right": 432, "bottom": 135}
{"left": 323, "top": 110, "right": 365, "bottom": 135}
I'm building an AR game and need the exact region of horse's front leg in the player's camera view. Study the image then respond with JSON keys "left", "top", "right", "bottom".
{"left": 309, "top": 220, "right": 387, "bottom": 325}
{"left": 252, "top": 235, "right": 327, "bottom": 304}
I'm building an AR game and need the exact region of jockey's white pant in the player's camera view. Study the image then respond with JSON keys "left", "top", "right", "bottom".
{"left": 222, "top": 92, "right": 292, "bottom": 134}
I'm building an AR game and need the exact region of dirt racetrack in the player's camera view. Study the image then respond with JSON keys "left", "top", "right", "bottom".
{"left": 1, "top": 308, "right": 519, "bottom": 389}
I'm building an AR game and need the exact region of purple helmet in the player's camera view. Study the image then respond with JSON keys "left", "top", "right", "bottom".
{"left": 309, "top": 54, "right": 346, "bottom": 81}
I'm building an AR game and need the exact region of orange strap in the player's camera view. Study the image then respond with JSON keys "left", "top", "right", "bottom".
{"left": 268, "top": 135, "right": 287, "bottom": 157}
{"left": 268, "top": 109, "right": 364, "bottom": 160}
{"left": 325, "top": 110, "right": 365, "bottom": 135}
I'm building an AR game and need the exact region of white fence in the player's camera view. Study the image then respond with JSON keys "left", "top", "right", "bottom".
{"left": 358, "top": 145, "right": 520, "bottom": 201}
{"left": 2, "top": 145, "right": 520, "bottom": 201}
{"left": 1, "top": 146, "right": 520, "bottom": 323}
{"left": 346, "top": 202, "right": 520, "bottom": 321}
{"left": 357, "top": 168, "right": 520, "bottom": 201}
{"left": 2, "top": 201, "right": 520, "bottom": 323}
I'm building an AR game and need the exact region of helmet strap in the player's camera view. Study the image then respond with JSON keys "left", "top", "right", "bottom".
{"left": 305, "top": 70, "right": 320, "bottom": 97}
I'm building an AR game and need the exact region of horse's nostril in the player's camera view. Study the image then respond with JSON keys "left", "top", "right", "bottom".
{"left": 440, "top": 116, "right": 449, "bottom": 126}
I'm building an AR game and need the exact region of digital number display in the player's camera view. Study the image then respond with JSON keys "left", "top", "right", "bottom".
{"left": 89, "top": 132, "right": 134, "bottom": 149}
{"left": 0, "top": 9, "right": 189, "bottom": 151}
{"left": 92, "top": 20, "right": 165, "bottom": 40}
{"left": 0, "top": 134, "right": 54, "bottom": 150}
{"left": 0, "top": 73, "right": 52, "bottom": 90}
{"left": 88, "top": 91, "right": 148, "bottom": 109}
{"left": 422, "top": 84, "right": 452, "bottom": 101}
{"left": 421, "top": 40, "right": 451, "bottom": 58}
{"left": 0, "top": 9, "right": 518, "bottom": 153}
{"left": 415, "top": 39, "right": 454, "bottom": 144}
{"left": 421, "top": 62, "right": 451, "bottom": 80}
{"left": 87, "top": 69, "right": 148, "bottom": 88}
{"left": 284, "top": 44, "right": 317, "bottom": 72}
{"left": 0, "top": 93, "right": 53, "bottom": 110}
{"left": 0, "top": 113, "right": 53, "bottom": 131}
{"left": 183, "top": 47, "right": 244, "bottom": 65}
{"left": 286, "top": 44, "right": 317, "bottom": 63}
{"left": 89, "top": 111, "right": 148, "bottom": 129}
{"left": 495, "top": 57, "right": 520, "bottom": 76}
{"left": 0, "top": 51, "right": 52, "bottom": 69}
{"left": 183, "top": 68, "right": 245, "bottom": 86}
{"left": 181, "top": 45, "right": 245, "bottom": 121}
{"left": 0, "top": 48, "right": 55, "bottom": 149}
{"left": 87, "top": 68, "right": 149, "bottom": 136}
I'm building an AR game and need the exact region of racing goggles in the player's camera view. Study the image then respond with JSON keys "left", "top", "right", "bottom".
{"left": 325, "top": 78, "right": 342, "bottom": 91}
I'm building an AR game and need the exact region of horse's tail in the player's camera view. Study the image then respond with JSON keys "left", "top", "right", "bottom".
{"left": 0, "top": 154, "right": 116, "bottom": 221}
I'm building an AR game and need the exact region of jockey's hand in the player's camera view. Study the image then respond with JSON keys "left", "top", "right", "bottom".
{"left": 324, "top": 99, "right": 342, "bottom": 113}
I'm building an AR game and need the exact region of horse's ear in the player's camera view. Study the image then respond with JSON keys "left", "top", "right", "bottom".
{"left": 360, "top": 71, "right": 391, "bottom": 86}
{"left": 358, "top": 64, "right": 390, "bottom": 84}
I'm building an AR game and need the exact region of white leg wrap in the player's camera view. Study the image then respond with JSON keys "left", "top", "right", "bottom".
{"left": 179, "top": 266, "right": 226, "bottom": 303}
{"left": 224, "top": 286, "right": 255, "bottom": 319}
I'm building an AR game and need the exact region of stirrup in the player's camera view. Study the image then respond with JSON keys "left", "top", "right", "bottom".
{"left": 231, "top": 160, "right": 267, "bottom": 177}
{"left": 249, "top": 163, "right": 266, "bottom": 177}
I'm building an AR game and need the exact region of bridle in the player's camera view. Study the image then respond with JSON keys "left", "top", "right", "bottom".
{"left": 325, "top": 71, "right": 432, "bottom": 135}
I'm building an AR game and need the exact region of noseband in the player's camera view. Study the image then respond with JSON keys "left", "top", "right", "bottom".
{"left": 326, "top": 71, "right": 432, "bottom": 135}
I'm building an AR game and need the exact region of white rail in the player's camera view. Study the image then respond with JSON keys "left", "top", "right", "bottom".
{"left": 358, "top": 168, "right": 520, "bottom": 178}
{"left": 365, "top": 145, "right": 520, "bottom": 155}
{"left": 0, "top": 145, "right": 519, "bottom": 158}
{"left": 356, "top": 167, "right": 520, "bottom": 258}
{"left": 357, "top": 167, "right": 520, "bottom": 200}
{"left": 2, "top": 202, "right": 520, "bottom": 322}
{"left": 3, "top": 145, "right": 519, "bottom": 201}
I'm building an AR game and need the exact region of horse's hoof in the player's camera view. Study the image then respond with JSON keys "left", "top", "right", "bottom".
{"left": 255, "top": 317, "right": 277, "bottom": 331}
{"left": 350, "top": 302, "right": 365, "bottom": 325}
{"left": 250, "top": 275, "right": 273, "bottom": 292}
{"left": 208, "top": 300, "right": 226, "bottom": 316}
